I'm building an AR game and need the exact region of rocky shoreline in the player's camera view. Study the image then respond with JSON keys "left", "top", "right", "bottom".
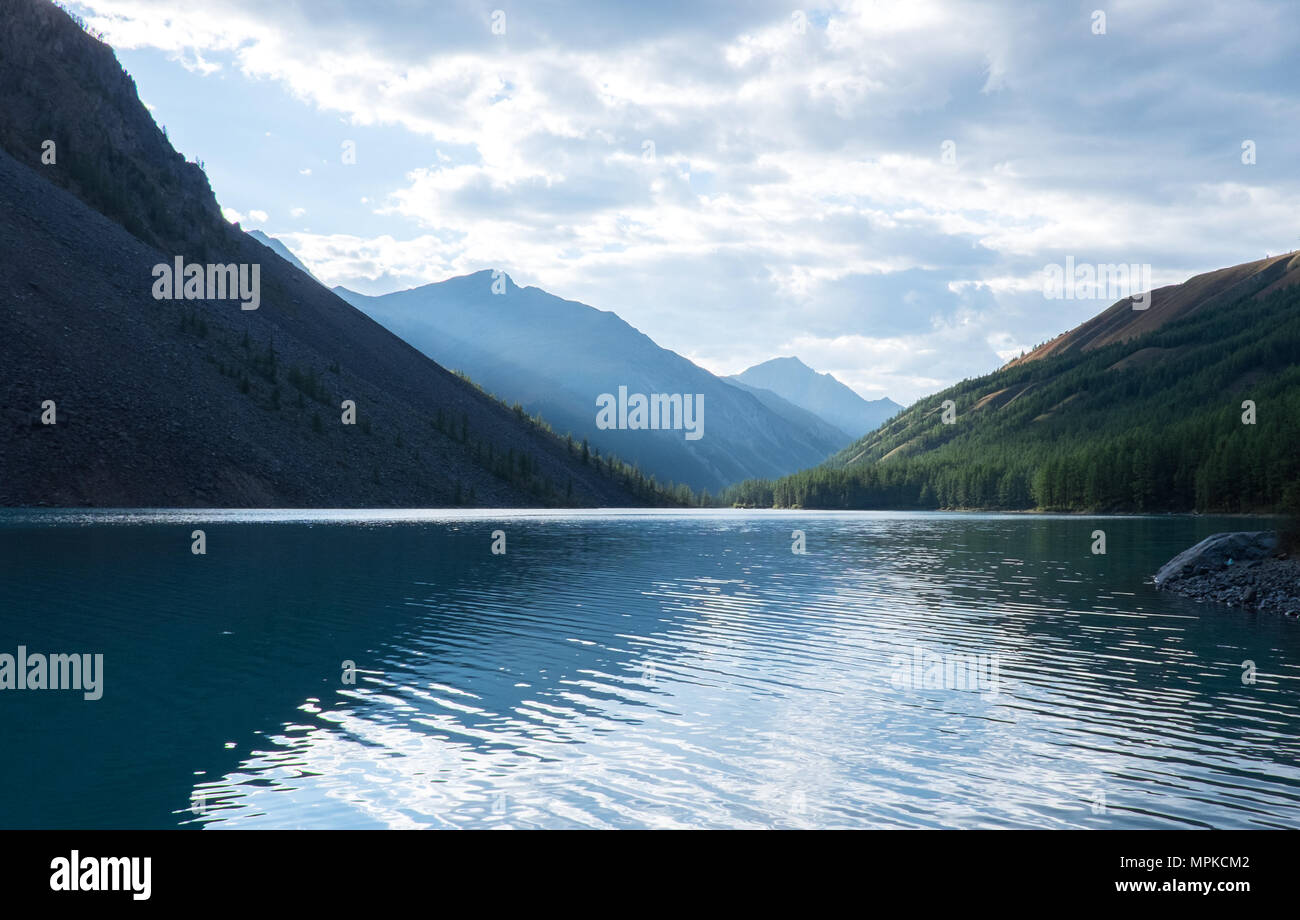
{"left": 1154, "top": 531, "right": 1300, "bottom": 617}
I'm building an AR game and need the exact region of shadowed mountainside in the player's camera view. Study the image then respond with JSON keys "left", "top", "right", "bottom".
{"left": 0, "top": 0, "right": 667, "bottom": 507}
{"left": 0, "top": 0, "right": 222, "bottom": 254}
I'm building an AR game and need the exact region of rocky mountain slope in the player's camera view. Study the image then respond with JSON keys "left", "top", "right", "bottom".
{"left": 0, "top": 0, "right": 663, "bottom": 507}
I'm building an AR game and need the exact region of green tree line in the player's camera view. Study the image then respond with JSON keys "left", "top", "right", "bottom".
{"left": 722, "top": 280, "right": 1300, "bottom": 513}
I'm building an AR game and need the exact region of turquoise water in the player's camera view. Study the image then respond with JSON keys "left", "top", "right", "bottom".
{"left": 1, "top": 509, "right": 1297, "bottom": 829}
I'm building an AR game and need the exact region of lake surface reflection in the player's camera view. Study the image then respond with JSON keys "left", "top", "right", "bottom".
{"left": 1, "top": 509, "right": 1297, "bottom": 829}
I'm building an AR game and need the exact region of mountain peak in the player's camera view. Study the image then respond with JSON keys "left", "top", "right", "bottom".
{"left": 336, "top": 277, "right": 858, "bottom": 492}
{"left": 763, "top": 355, "right": 813, "bottom": 370}
{"left": 730, "top": 358, "right": 900, "bottom": 439}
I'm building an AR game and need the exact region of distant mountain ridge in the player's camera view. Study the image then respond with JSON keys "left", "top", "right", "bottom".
{"left": 723, "top": 377, "right": 859, "bottom": 447}
{"left": 730, "top": 356, "right": 901, "bottom": 438}
{"left": 335, "top": 275, "right": 854, "bottom": 493}
{"left": 249, "top": 229, "right": 314, "bottom": 278}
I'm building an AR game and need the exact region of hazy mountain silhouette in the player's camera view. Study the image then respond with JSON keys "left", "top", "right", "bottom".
{"left": 335, "top": 274, "right": 851, "bottom": 493}
{"left": 730, "top": 356, "right": 902, "bottom": 438}
{"left": 249, "top": 229, "right": 314, "bottom": 279}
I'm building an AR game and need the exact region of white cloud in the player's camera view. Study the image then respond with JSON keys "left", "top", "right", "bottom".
{"left": 221, "top": 207, "right": 267, "bottom": 227}
{"left": 76, "top": 0, "right": 1300, "bottom": 403}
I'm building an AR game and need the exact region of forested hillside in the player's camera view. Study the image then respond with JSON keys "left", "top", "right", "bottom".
{"left": 722, "top": 254, "right": 1300, "bottom": 512}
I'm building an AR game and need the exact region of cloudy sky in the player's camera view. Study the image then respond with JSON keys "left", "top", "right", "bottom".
{"left": 69, "top": 0, "right": 1300, "bottom": 404}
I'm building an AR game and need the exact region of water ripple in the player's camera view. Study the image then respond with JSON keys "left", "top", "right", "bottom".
{"left": 1, "top": 510, "right": 1297, "bottom": 828}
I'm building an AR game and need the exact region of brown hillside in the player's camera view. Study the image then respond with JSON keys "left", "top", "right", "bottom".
{"left": 1009, "top": 252, "right": 1300, "bottom": 367}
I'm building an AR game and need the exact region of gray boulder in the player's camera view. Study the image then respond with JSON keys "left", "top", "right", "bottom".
{"left": 1154, "top": 532, "right": 1279, "bottom": 587}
